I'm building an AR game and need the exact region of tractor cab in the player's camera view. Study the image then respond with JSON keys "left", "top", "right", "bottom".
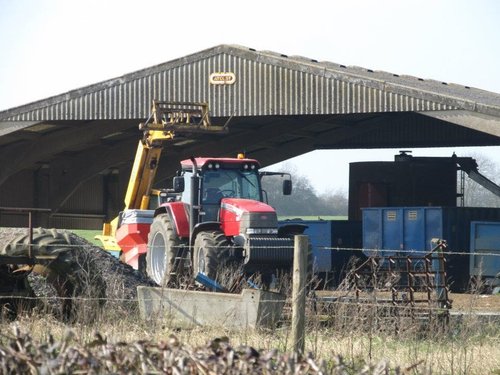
{"left": 178, "top": 157, "right": 264, "bottom": 222}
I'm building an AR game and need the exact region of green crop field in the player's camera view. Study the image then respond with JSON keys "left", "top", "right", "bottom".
{"left": 70, "top": 229, "right": 102, "bottom": 246}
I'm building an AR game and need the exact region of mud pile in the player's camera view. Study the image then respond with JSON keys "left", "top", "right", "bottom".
{"left": 68, "top": 233, "right": 157, "bottom": 301}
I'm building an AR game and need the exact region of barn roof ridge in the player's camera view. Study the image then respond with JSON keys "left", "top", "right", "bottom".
{"left": 1, "top": 44, "right": 499, "bottom": 121}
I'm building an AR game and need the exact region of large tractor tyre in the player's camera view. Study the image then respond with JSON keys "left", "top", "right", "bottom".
{"left": 146, "top": 214, "right": 185, "bottom": 286}
{"left": 1, "top": 228, "right": 104, "bottom": 321}
{"left": 193, "top": 231, "right": 231, "bottom": 281}
{"left": 1, "top": 228, "right": 71, "bottom": 257}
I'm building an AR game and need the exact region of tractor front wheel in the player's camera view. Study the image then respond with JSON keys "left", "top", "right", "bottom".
{"left": 146, "top": 214, "right": 185, "bottom": 286}
{"left": 192, "top": 231, "right": 230, "bottom": 281}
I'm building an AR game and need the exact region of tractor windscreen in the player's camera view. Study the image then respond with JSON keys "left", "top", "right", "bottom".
{"left": 202, "top": 169, "right": 261, "bottom": 203}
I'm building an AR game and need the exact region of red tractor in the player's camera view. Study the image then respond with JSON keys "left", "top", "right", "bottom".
{"left": 98, "top": 101, "right": 302, "bottom": 287}
{"left": 145, "top": 155, "right": 298, "bottom": 286}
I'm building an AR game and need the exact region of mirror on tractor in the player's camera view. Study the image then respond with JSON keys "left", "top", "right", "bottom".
{"left": 173, "top": 176, "right": 185, "bottom": 192}
{"left": 283, "top": 179, "right": 292, "bottom": 195}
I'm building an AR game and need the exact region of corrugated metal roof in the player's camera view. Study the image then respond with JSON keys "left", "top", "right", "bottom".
{"left": 2, "top": 44, "right": 499, "bottom": 122}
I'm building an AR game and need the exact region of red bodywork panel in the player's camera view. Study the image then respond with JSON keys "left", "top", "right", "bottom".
{"left": 117, "top": 202, "right": 190, "bottom": 269}
{"left": 220, "top": 198, "right": 276, "bottom": 236}
{"left": 116, "top": 223, "right": 150, "bottom": 269}
{"left": 163, "top": 201, "right": 190, "bottom": 238}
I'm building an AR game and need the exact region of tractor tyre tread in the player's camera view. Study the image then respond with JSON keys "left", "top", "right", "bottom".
{"left": 193, "top": 230, "right": 230, "bottom": 281}
{"left": 2, "top": 228, "right": 105, "bottom": 321}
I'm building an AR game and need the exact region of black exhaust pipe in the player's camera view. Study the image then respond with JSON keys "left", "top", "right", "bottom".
{"left": 189, "top": 157, "right": 200, "bottom": 243}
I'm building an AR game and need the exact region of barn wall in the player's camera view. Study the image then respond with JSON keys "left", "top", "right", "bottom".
{"left": 0, "top": 170, "right": 36, "bottom": 227}
{"left": 0, "top": 169, "right": 120, "bottom": 230}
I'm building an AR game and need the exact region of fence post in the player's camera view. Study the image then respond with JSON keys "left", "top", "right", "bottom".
{"left": 291, "top": 234, "right": 308, "bottom": 355}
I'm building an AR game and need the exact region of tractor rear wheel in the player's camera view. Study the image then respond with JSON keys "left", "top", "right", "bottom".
{"left": 193, "top": 231, "right": 230, "bottom": 281}
{"left": 146, "top": 214, "right": 185, "bottom": 286}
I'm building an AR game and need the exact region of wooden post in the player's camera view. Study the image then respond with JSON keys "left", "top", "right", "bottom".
{"left": 291, "top": 234, "right": 308, "bottom": 354}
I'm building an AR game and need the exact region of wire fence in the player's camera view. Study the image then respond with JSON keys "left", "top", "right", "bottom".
{"left": 0, "top": 290, "right": 460, "bottom": 313}
{"left": 3, "top": 240, "right": 500, "bottom": 258}
{"left": 1, "top": 236, "right": 498, "bottom": 312}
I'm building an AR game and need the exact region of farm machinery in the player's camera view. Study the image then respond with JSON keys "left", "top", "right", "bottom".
{"left": 98, "top": 101, "right": 302, "bottom": 287}
{"left": 0, "top": 208, "right": 103, "bottom": 320}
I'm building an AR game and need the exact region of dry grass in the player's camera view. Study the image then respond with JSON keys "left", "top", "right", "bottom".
{"left": 1, "top": 292, "right": 499, "bottom": 374}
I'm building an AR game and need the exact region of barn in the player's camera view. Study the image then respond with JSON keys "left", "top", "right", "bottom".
{"left": 1, "top": 44, "right": 499, "bottom": 229}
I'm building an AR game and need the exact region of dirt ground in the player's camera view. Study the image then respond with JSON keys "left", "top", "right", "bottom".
{"left": 448, "top": 292, "right": 500, "bottom": 313}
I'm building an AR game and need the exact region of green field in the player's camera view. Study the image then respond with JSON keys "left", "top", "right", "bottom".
{"left": 70, "top": 229, "right": 102, "bottom": 246}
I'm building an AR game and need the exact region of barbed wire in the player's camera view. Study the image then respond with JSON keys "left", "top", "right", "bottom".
{"left": 3, "top": 241, "right": 500, "bottom": 258}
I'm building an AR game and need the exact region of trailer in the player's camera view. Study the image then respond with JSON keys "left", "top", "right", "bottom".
{"left": 279, "top": 219, "right": 361, "bottom": 286}
{"left": 362, "top": 206, "right": 500, "bottom": 291}
{"left": 470, "top": 221, "right": 500, "bottom": 290}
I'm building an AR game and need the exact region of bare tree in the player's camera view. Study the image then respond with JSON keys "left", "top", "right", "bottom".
{"left": 319, "top": 188, "right": 348, "bottom": 216}
{"left": 261, "top": 163, "right": 348, "bottom": 216}
{"left": 460, "top": 153, "right": 500, "bottom": 208}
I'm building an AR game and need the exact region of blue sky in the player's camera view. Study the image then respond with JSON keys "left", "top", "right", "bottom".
{"left": 1, "top": 0, "right": 499, "bottom": 191}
